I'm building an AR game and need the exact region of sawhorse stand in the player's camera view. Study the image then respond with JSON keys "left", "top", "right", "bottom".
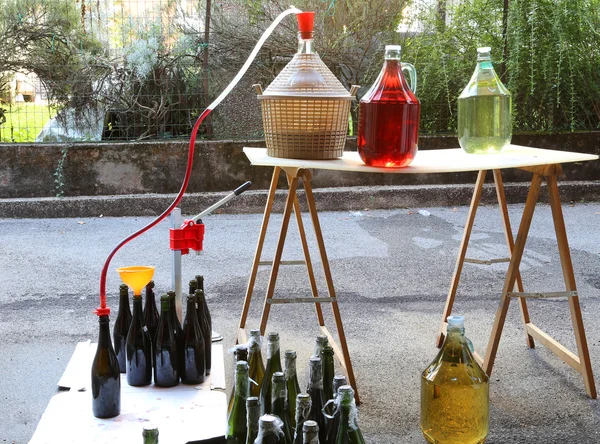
{"left": 236, "top": 166, "right": 360, "bottom": 403}
{"left": 437, "top": 165, "right": 596, "bottom": 398}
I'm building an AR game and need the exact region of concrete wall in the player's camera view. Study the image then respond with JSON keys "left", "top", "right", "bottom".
{"left": 1, "top": 133, "right": 599, "bottom": 199}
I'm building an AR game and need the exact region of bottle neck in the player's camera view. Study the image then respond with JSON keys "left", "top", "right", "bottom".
{"left": 247, "top": 401, "right": 260, "bottom": 429}
{"left": 477, "top": 59, "right": 494, "bottom": 71}
{"left": 235, "top": 368, "right": 249, "bottom": 400}
{"left": 132, "top": 296, "right": 143, "bottom": 319}
{"left": 98, "top": 315, "right": 111, "bottom": 345}
{"left": 297, "top": 33, "right": 315, "bottom": 54}
{"left": 186, "top": 298, "right": 197, "bottom": 321}
{"left": 267, "top": 339, "right": 280, "bottom": 360}
{"left": 284, "top": 355, "right": 296, "bottom": 378}
{"left": 271, "top": 376, "right": 286, "bottom": 401}
{"left": 308, "top": 361, "right": 323, "bottom": 390}
{"left": 119, "top": 290, "right": 129, "bottom": 309}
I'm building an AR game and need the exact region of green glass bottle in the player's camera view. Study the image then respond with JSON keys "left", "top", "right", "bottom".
{"left": 196, "top": 288, "right": 212, "bottom": 375}
{"left": 246, "top": 396, "right": 261, "bottom": 444}
{"left": 325, "top": 375, "right": 347, "bottom": 444}
{"left": 320, "top": 346, "right": 334, "bottom": 406}
{"left": 91, "top": 314, "right": 121, "bottom": 418}
{"left": 256, "top": 414, "right": 284, "bottom": 444}
{"left": 284, "top": 350, "right": 300, "bottom": 429}
{"left": 143, "top": 424, "right": 159, "bottom": 444}
{"left": 229, "top": 345, "right": 250, "bottom": 414}
{"left": 143, "top": 281, "right": 159, "bottom": 356}
{"left": 293, "top": 394, "right": 312, "bottom": 444}
{"left": 334, "top": 386, "right": 365, "bottom": 444}
{"left": 126, "top": 294, "right": 152, "bottom": 386}
{"left": 248, "top": 330, "right": 266, "bottom": 398}
{"left": 313, "top": 335, "right": 328, "bottom": 358}
{"left": 420, "top": 316, "right": 489, "bottom": 444}
{"left": 458, "top": 47, "right": 512, "bottom": 154}
{"left": 271, "top": 372, "right": 293, "bottom": 444}
{"left": 181, "top": 295, "right": 206, "bottom": 384}
{"left": 260, "top": 332, "right": 282, "bottom": 416}
{"left": 227, "top": 361, "right": 250, "bottom": 444}
{"left": 306, "top": 357, "right": 326, "bottom": 444}
{"left": 113, "top": 284, "right": 131, "bottom": 373}
{"left": 302, "top": 420, "right": 319, "bottom": 444}
{"left": 196, "top": 275, "right": 212, "bottom": 334}
{"left": 154, "top": 294, "right": 179, "bottom": 387}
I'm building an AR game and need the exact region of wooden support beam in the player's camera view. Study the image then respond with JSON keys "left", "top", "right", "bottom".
{"left": 267, "top": 297, "right": 337, "bottom": 304}
{"left": 507, "top": 291, "right": 577, "bottom": 299}
{"left": 526, "top": 324, "right": 581, "bottom": 372}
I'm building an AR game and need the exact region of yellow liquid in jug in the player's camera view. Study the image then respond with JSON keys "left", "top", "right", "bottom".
{"left": 420, "top": 362, "right": 489, "bottom": 444}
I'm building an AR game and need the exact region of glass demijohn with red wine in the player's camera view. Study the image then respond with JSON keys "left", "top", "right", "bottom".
{"left": 358, "top": 45, "right": 420, "bottom": 167}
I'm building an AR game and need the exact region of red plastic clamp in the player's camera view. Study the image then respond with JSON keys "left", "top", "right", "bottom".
{"left": 169, "top": 219, "right": 205, "bottom": 255}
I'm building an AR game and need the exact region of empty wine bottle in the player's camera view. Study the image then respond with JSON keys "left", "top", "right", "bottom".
{"left": 168, "top": 290, "right": 184, "bottom": 373}
{"left": 229, "top": 345, "right": 249, "bottom": 414}
{"left": 154, "top": 294, "right": 179, "bottom": 387}
{"left": 181, "top": 294, "right": 206, "bottom": 384}
{"left": 189, "top": 279, "right": 198, "bottom": 297}
{"left": 196, "top": 289, "right": 212, "bottom": 375}
{"left": 248, "top": 330, "right": 265, "bottom": 398}
{"left": 227, "top": 361, "right": 250, "bottom": 444}
{"left": 271, "top": 372, "right": 293, "bottom": 444}
{"left": 334, "top": 386, "right": 365, "bottom": 444}
{"left": 196, "top": 275, "right": 212, "bottom": 333}
{"left": 314, "top": 335, "right": 328, "bottom": 358}
{"left": 91, "top": 314, "right": 121, "bottom": 418}
{"left": 324, "top": 376, "right": 347, "bottom": 444}
{"left": 302, "top": 421, "right": 319, "bottom": 444}
{"left": 256, "top": 414, "right": 284, "bottom": 444}
{"left": 306, "top": 357, "right": 326, "bottom": 443}
{"left": 143, "top": 423, "right": 159, "bottom": 444}
{"left": 113, "top": 284, "right": 131, "bottom": 373}
{"left": 126, "top": 294, "right": 152, "bottom": 386}
{"left": 321, "top": 346, "right": 334, "bottom": 406}
{"left": 284, "top": 350, "right": 300, "bottom": 429}
{"left": 260, "top": 332, "right": 282, "bottom": 416}
{"left": 293, "top": 394, "right": 312, "bottom": 444}
{"left": 246, "top": 396, "right": 261, "bottom": 444}
{"left": 144, "top": 281, "right": 159, "bottom": 355}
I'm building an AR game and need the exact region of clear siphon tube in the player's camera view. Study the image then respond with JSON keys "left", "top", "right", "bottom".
{"left": 96, "top": 6, "right": 302, "bottom": 315}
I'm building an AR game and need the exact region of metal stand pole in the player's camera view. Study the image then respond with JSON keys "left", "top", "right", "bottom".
{"left": 171, "top": 207, "right": 183, "bottom": 323}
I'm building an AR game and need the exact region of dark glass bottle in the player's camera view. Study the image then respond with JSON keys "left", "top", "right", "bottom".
{"left": 188, "top": 279, "right": 198, "bottom": 298}
{"left": 113, "top": 284, "right": 131, "bottom": 373}
{"left": 196, "top": 288, "right": 212, "bottom": 375}
{"left": 168, "top": 290, "right": 184, "bottom": 373}
{"left": 143, "top": 424, "right": 159, "bottom": 444}
{"left": 306, "top": 357, "right": 326, "bottom": 443}
{"left": 143, "top": 281, "right": 159, "bottom": 354}
{"left": 154, "top": 294, "right": 179, "bottom": 387}
{"left": 293, "top": 394, "right": 312, "bottom": 444}
{"left": 256, "top": 414, "right": 284, "bottom": 444}
{"left": 196, "top": 275, "right": 212, "bottom": 333}
{"left": 302, "top": 420, "right": 319, "bottom": 444}
{"left": 284, "top": 350, "right": 300, "bottom": 429}
{"left": 246, "top": 396, "right": 260, "bottom": 444}
{"left": 229, "top": 345, "right": 249, "bottom": 414}
{"left": 271, "top": 372, "right": 293, "bottom": 444}
{"left": 314, "top": 335, "right": 328, "bottom": 358}
{"left": 248, "top": 329, "right": 265, "bottom": 398}
{"left": 226, "top": 361, "right": 249, "bottom": 444}
{"left": 357, "top": 45, "right": 420, "bottom": 168}
{"left": 325, "top": 376, "right": 347, "bottom": 444}
{"left": 91, "top": 314, "right": 121, "bottom": 418}
{"left": 334, "top": 386, "right": 365, "bottom": 444}
{"left": 181, "top": 295, "right": 206, "bottom": 384}
{"left": 321, "top": 346, "right": 334, "bottom": 406}
{"left": 126, "top": 295, "right": 152, "bottom": 386}
{"left": 260, "top": 332, "right": 282, "bottom": 416}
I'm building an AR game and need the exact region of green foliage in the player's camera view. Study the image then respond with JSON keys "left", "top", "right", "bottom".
{"left": 0, "top": 103, "right": 56, "bottom": 142}
{"left": 401, "top": 0, "right": 600, "bottom": 133}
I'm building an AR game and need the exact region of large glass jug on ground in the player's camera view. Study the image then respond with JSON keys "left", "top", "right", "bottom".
{"left": 358, "top": 45, "right": 420, "bottom": 167}
{"left": 458, "top": 47, "right": 512, "bottom": 154}
{"left": 420, "top": 316, "right": 489, "bottom": 444}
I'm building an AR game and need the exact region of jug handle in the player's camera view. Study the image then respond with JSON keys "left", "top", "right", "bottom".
{"left": 401, "top": 63, "right": 417, "bottom": 94}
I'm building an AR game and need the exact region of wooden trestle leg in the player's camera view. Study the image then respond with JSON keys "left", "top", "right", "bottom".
{"left": 237, "top": 167, "right": 360, "bottom": 403}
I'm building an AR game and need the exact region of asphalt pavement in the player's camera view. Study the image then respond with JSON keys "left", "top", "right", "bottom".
{"left": 1, "top": 202, "right": 600, "bottom": 443}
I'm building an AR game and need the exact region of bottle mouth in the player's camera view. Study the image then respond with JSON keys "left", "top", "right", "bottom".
{"left": 447, "top": 315, "right": 465, "bottom": 330}
{"left": 477, "top": 46, "right": 492, "bottom": 61}
{"left": 384, "top": 45, "right": 402, "bottom": 60}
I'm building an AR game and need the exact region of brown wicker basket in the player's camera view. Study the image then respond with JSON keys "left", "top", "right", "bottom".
{"left": 256, "top": 53, "right": 358, "bottom": 160}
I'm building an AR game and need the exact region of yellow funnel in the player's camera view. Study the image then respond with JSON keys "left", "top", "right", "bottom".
{"left": 117, "top": 266, "right": 155, "bottom": 296}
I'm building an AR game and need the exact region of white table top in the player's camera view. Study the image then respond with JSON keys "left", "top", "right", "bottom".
{"left": 30, "top": 342, "right": 227, "bottom": 443}
{"left": 243, "top": 146, "right": 598, "bottom": 174}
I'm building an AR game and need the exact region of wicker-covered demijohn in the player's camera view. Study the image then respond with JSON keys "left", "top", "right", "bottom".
{"left": 256, "top": 52, "right": 358, "bottom": 160}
